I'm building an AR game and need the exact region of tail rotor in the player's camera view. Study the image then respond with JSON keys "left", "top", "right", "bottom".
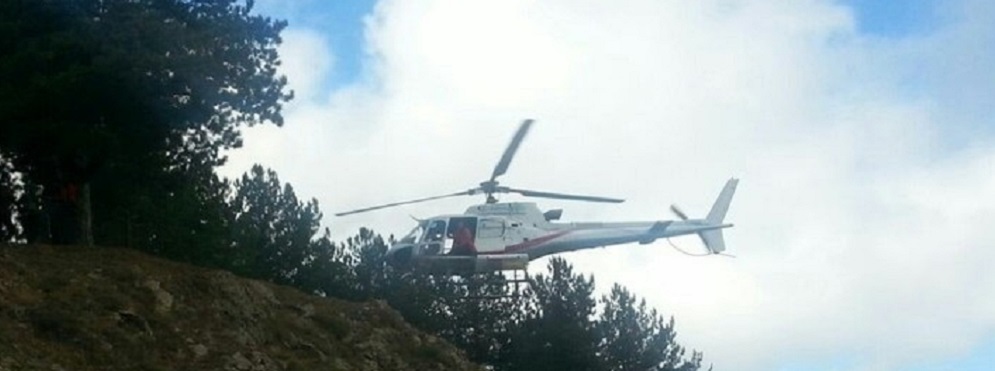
{"left": 667, "top": 179, "right": 739, "bottom": 254}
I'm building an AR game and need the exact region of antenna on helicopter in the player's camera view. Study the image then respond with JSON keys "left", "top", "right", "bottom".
{"left": 334, "top": 119, "right": 624, "bottom": 217}
{"left": 670, "top": 204, "right": 689, "bottom": 221}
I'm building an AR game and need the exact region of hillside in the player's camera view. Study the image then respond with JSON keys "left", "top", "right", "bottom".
{"left": 0, "top": 245, "right": 483, "bottom": 371}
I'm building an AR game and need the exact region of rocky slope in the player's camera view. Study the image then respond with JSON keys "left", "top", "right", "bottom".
{"left": 0, "top": 245, "right": 483, "bottom": 370}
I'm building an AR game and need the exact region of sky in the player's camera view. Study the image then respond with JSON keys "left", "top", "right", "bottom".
{"left": 219, "top": 1, "right": 995, "bottom": 370}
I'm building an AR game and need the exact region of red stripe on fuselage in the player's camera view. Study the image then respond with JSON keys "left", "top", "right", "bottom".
{"left": 501, "top": 230, "right": 572, "bottom": 253}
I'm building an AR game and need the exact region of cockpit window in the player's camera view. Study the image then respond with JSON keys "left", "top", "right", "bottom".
{"left": 398, "top": 225, "right": 424, "bottom": 244}
{"left": 425, "top": 220, "right": 447, "bottom": 242}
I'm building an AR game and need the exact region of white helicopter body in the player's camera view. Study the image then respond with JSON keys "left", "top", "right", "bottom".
{"left": 387, "top": 180, "right": 737, "bottom": 274}
{"left": 335, "top": 119, "right": 739, "bottom": 275}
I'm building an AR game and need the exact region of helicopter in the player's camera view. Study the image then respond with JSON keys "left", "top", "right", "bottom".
{"left": 334, "top": 119, "right": 739, "bottom": 276}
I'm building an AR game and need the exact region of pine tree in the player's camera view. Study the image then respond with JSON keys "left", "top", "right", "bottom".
{"left": 294, "top": 228, "right": 357, "bottom": 299}
{"left": 438, "top": 273, "right": 524, "bottom": 366}
{"left": 112, "top": 169, "right": 233, "bottom": 268}
{"left": 320, "top": 229, "right": 707, "bottom": 371}
{"left": 226, "top": 165, "right": 320, "bottom": 285}
{"left": 0, "top": 156, "right": 20, "bottom": 241}
{"left": 503, "top": 257, "right": 603, "bottom": 371}
{"left": 597, "top": 284, "right": 703, "bottom": 371}
{"left": 0, "top": 0, "right": 291, "bottom": 245}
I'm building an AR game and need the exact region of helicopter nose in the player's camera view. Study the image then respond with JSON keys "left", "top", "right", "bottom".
{"left": 386, "top": 244, "right": 413, "bottom": 267}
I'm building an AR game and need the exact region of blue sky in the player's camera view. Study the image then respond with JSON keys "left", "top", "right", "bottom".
{"left": 233, "top": 1, "right": 995, "bottom": 370}
{"left": 254, "top": 0, "right": 377, "bottom": 89}
{"left": 774, "top": 336, "right": 995, "bottom": 371}
{"left": 842, "top": 0, "right": 943, "bottom": 37}
{"left": 843, "top": 0, "right": 993, "bottom": 148}
{"left": 260, "top": 0, "right": 993, "bottom": 147}
{"left": 777, "top": 337, "right": 995, "bottom": 371}
{"left": 911, "top": 337, "right": 995, "bottom": 370}
{"left": 259, "top": 0, "right": 948, "bottom": 86}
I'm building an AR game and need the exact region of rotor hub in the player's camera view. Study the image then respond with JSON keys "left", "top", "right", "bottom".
{"left": 479, "top": 180, "right": 499, "bottom": 192}
{"left": 479, "top": 180, "right": 501, "bottom": 203}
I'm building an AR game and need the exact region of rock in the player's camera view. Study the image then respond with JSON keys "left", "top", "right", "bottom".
{"left": 229, "top": 352, "right": 252, "bottom": 371}
{"left": 117, "top": 310, "right": 154, "bottom": 337}
{"left": 144, "top": 279, "right": 174, "bottom": 314}
{"left": 294, "top": 303, "right": 314, "bottom": 318}
{"left": 0, "top": 245, "right": 484, "bottom": 371}
{"left": 191, "top": 344, "right": 208, "bottom": 358}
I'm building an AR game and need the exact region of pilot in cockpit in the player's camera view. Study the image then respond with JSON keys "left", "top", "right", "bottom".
{"left": 424, "top": 220, "right": 446, "bottom": 255}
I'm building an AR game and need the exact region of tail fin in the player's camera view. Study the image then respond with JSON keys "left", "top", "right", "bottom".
{"left": 700, "top": 178, "right": 739, "bottom": 253}
{"left": 707, "top": 178, "right": 738, "bottom": 224}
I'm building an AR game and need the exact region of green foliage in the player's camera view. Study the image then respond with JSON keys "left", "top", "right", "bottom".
{"left": 0, "top": 155, "right": 20, "bottom": 241}
{"left": 597, "top": 284, "right": 703, "bottom": 371}
{"left": 502, "top": 257, "right": 603, "bottom": 371}
{"left": 306, "top": 230, "right": 706, "bottom": 371}
{"left": 360, "top": 235, "right": 460, "bottom": 336}
{"left": 312, "top": 228, "right": 524, "bottom": 367}
{"left": 294, "top": 228, "right": 358, "bottom": 299}
{"left": 0, "top": 3, "right": 709, "bottom": 368}
{"left": 12, "top": 179, "right": 46, "bottom": 244}
{"left": 226, "top": 164, "right": 321, "bottom": 285}
{"left": 106, "top": 168, "right": 233, "bottom": 268}
{"left": 0, "top": 0, "right": 290, "bottom": 245}
{"left": 438, "top": 273, "right": 524, "bottom": 366}
{"left": 346, "top": 228, "right": 393, "bottom": 300}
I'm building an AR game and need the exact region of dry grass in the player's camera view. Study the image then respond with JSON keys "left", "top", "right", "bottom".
{"left": 0, "top": 245, "right": 482, "bottom": 371}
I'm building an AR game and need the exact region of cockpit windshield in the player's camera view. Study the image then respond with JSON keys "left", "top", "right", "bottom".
{"left": 425, "top": 220, "right": 447, "bottom": 242}
{"left": 398, "top": 225, "right": 424, "bottom": 244}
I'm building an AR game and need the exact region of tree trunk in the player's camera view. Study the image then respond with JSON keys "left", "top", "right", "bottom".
{"left": 48, "top": 180, "right": 84, "bottom": 246}
{"left": 79, "top": 182, "right": 93, "bottom": 246}
{"left": 47, "top": 196, "right": 75, "bottom": 245}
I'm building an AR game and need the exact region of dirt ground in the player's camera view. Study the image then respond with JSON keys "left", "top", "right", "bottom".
{"left": 0, "top": 245, "right": 482, "bottom": 371}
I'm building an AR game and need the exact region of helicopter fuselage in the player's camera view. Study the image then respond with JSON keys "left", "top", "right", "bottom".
{"left": 333, "top": 120, "right": 739, "bottom": 275}
{"left": 386, "top": 178, "right": 737, "bottom": 274}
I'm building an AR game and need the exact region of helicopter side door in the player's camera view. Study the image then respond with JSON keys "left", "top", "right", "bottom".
{"left": 446, "top": 216, "right": 478, "bottom": 255}
{"left": 474, "top": 217, "right": 506, "bottom": 253}
{"left": 502, "top": 220, "right": 526, "bottom": 247}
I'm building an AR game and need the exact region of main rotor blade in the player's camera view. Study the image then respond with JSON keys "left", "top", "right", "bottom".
{"left": 490, "top": 119, "right": 534, "bottom": 181}
{"left": 334, "top": 190, "right": 474, "bottom": 216}
{"left": 508, "top": 187, "right": 624, "bottom": 203}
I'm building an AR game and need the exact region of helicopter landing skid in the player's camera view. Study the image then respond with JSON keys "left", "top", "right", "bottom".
{"left": 457, "top": 269, "right": 531, "bottom": 300}
{"left": 430, "top": 268, "right": 531, "bottom": 301}
{"left": 411, "top": 254, "right": 532, "bottom": 300}
{"left": 412, "top": 253, "right": 529, "bottom": 275}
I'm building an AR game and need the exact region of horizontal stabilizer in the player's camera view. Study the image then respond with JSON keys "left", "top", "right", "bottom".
{"left": 648, "top": 221, "right": 672, "bottom": 234}
{"left": 640, "top": 221, "right": 673, "bottom": 244}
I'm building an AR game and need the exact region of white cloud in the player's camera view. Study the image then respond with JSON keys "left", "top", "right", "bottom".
{"left": 224, "top": 0, "right": 995, "bottom": 369}
{"left": 278, "top": 29, "right": 334, "bottom": 102}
